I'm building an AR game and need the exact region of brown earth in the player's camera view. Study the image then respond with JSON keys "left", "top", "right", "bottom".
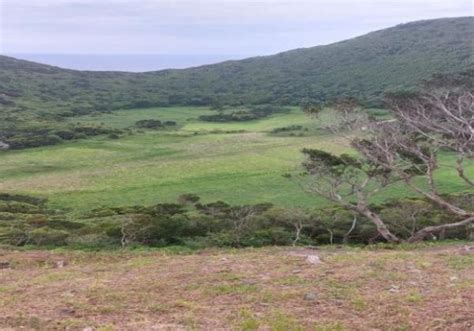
{"left": 0, "top": 244, "right": 472, "bottom": 330}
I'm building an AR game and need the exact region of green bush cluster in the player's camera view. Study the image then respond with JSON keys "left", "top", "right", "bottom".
{"left": 0, "top": 194, "right": 83, "bottom": 246}
{"left": 135, "top": 119, "right": 177, "bottom": 129}
{"left": 2, "top": 125, "right": 125, "bottom": 149}
{"left": 199, "top": 105, "right": 289, "bottom": 122}
{"left": 0, "top": 193, "right": 471, "bottom": 249}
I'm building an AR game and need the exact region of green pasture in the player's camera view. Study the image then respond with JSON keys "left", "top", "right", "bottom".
{"left": 1, "top": 107, "right": 472, "bottom": 214}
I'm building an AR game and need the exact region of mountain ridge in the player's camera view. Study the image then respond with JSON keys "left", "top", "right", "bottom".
{"left": 4, "top": 16, "right": 472, "bottom": 74}
{"left": 0, "top": 16, "right": 473, "bottom": 129}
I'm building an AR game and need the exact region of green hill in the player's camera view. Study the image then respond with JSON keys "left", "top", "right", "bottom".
{"left": 1, "top": 17, "right": 473, "bottom": 145}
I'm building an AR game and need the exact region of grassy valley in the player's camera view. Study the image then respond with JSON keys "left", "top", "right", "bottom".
{"left": 0, "top": 11, "right": 473, "bottom": 330}
{"left": 0, "top": 107, "right": 348, "bottom": 212}
{"left": 1, "top": 107, "right": 471, "bottom": 214}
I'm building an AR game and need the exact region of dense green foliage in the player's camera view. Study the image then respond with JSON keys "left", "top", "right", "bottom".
{"left": 135, "top": 119, "right": 177, "bottom": 129}
{"left": 3, "top": 124, "right": 125, "bottom": 149}
{"left": 1, "top": 17, "right": 472, "bottom": 148}
{"left": 198, "top": 105, "right": 288, "bottom": 122}
{"left": 0, "top": 193, "right": 471, "bottom": 248}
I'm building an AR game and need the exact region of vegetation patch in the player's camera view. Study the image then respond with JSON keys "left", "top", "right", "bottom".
{"left": 198, "top": 105, "right": 289, "bottom": 122}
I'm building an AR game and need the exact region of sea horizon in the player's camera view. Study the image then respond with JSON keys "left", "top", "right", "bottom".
{"left": 4, "top": 53, "right": 254, "bottom": 72}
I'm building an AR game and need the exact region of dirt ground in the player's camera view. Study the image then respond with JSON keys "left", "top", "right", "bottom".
{"left": 0, "top": 244, "right": 472, "bottom": 330}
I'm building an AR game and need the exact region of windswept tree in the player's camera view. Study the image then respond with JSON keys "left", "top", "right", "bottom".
{"left": 355, "top": 73, "right": 473, "bottom": 241}
{"left": 299, "top": 72, "right": 474, "bottom": 242}
{"left": 299, "top": 148, "right": 400, "bottom": 242}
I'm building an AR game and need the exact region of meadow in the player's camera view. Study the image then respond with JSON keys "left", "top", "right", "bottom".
{"left": 0, "top": 107, "right": 471, "bottom": 215}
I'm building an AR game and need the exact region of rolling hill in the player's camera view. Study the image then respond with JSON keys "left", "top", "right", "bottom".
{"left": 0, "top": 17, "right": 473, "bottom": 144}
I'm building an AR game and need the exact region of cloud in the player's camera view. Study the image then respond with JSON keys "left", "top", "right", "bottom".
{"left": 1, "top": 0, "right": 472, "bottom": 54}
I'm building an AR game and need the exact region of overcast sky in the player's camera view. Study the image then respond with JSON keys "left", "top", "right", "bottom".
{"left": 1, "top": 0, "right": 472, "bottom": 56}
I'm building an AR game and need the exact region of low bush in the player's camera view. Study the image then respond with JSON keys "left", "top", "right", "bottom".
{"left": 199, "top": 105, "right": 288, "bottom": 122}
{"left": 0, "top": 192, "right": 471, "bottom": 249}
{"left": 271, "top": 125, "right": 304, "bottom": 134}
{"left": 28, "top": 228, "right": 70, "bottom": 246}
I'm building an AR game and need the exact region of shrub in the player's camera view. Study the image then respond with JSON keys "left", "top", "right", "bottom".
{"left": 28, "top": 228, "right": 69, "bottom": 246}
{"left": 66, "top": 233, "right": 117, "bottom": 248}
{"left": 0, "top": 228, "right": 29, "bottom": 246}
{"left": 177, "top": 193, "right": 201, "bottom": 205}
{"left": 54, "top": 130, "right": 75, "bottom": 140}
{"left": 74, "top": 133, "right": 88, "bottom": 139}
{"left": 135, "top": 119, "right": 162, "bottom": 129}
{"left": 45, "top": 134, "right": 63, "bottom": 145}
{"left": 163, "top": 120, "right": 177, "bottom": 126}
{"left": 271, "top": 125, "right": 303, "bottom": 134}
{"left": 199, "top": 105, "right": 288, "bottom": 122}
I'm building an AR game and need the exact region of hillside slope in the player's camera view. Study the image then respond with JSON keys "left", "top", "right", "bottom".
{"left": 0, "top": 17, "right": 473, "bottom": 131}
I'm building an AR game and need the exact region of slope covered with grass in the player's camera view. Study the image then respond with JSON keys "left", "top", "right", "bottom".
{"left": 0, "top": 107, "right": 471, "bottom": 214}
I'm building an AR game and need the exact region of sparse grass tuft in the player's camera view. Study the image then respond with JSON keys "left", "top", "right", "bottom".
{"left": 446, "top": 254, "right": 474, "bottom": 270}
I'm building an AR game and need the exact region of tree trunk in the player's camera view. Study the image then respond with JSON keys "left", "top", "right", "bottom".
{"left": 328, "top": 229, "right": 334, "bottom": 245}
{"left": 439, "top": 228, "right": 446, "bottom": 240}
{"left": 342, "top": 216, "right": 357, "bottom": 244}
{"left": 408, "top": 216, "right": 474, "bottom": 242}
{"left": 403, "top": 178, "right": 470, "bottom": 217}
{"left": 293, "top": 223, "right": 302, "bottom": 246}
{"left": 469, "top": 223, "right": 474, "bottom": 241}
{"left": 359, "top": 209, "right": 400, "bottom": 243}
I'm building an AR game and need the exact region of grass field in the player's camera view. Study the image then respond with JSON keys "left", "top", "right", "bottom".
{"left": 0, "top": 243, "right": 472, "bottom": 330}
{"left": 0, "top": 107, "right": 471, "bottom": 214}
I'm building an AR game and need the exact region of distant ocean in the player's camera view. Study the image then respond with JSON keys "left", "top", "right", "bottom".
{"left": 6, "top": 54, "right": 252, "bottom": 72}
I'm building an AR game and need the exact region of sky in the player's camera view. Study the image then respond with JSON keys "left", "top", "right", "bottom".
{"left": 0, "top": 0, "right": 472, "bottom": 70}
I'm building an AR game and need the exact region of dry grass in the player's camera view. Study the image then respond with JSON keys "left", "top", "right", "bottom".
{"left": 0, "top": 244, "right": 473, "bottom": 330}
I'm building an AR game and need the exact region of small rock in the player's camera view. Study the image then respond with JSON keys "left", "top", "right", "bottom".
{"left": 388, "top": 284, "right": 400, "bottom": 293}
{"left": 55, "top": 260, "right": 67, "bottom": 268}
{"left": 306, "top": 255, "right": 321, "bottom": 265}
{"left": 460, "top": 245, "right": 474, "bottom": 254}
{"left": 83, "top": 327, "right": 94, "bottom": 331}
{"left": 292, "top": 269, "right": 302, "bottom": 274}
{"left": 0, "top": 262, "right": 11, "bottom": 269}
{"left": 304, "top": 292, "right": 317, "bottom": 301}
{"left": 450, "top": 276, "right": 458, "bottom": 282}
{"left": 59, "top": 308, "right": 75, "bottom": 316}
{"left": 220, "top": 257, "right": 229, "bottom": 262}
